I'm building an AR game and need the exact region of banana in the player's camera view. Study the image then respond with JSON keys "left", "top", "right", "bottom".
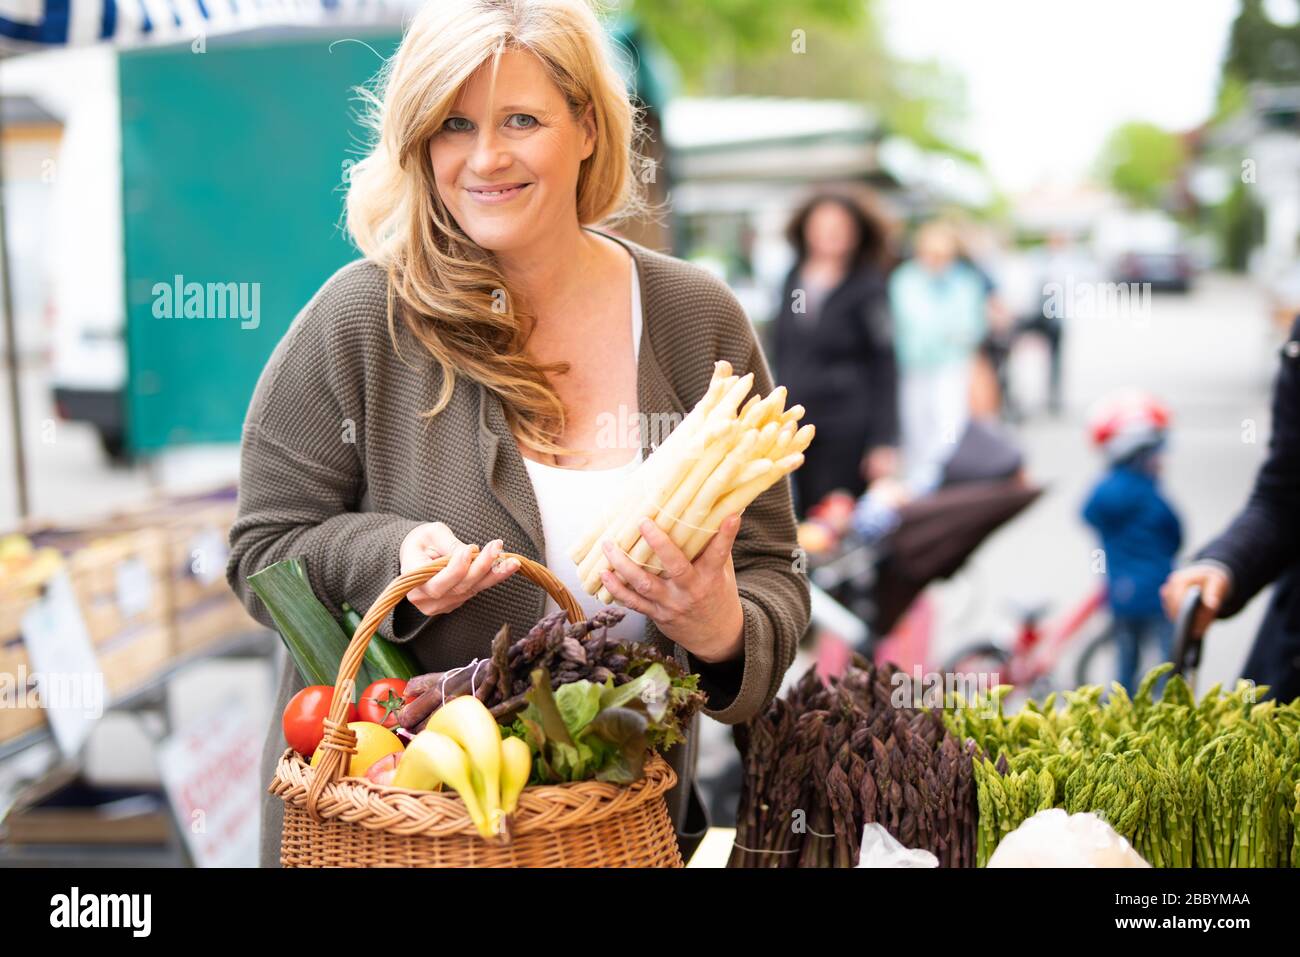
{"left": 391, "top": 736, "right": 443, "bottom": 792}
{"left": 499, "top": 736, "right": 533, "bottom": 815}
{"left": 399, "top": 730, "right": 494, "bottom": 839}
{"left": 426, "top": 695, "right": 504, "bottom": 835}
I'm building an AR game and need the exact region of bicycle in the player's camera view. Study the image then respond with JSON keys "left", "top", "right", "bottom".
{"left": 941, "top": 584, "right": 1119, "bottom": 698}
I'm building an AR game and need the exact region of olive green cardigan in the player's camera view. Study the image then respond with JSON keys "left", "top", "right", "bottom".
{"left": 227, "top": 228, "right": 809, "bottom": 866}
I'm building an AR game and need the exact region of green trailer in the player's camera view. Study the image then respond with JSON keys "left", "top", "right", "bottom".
{"left": 120, "top": 33, "right": 400, "bottom": 451}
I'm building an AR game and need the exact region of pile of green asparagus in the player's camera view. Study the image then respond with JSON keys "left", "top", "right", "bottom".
{"left": 944, "top": 664, "right": 1300, "bottom": 867}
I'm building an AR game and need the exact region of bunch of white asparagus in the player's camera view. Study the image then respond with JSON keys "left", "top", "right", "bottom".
{"left": 568, "top": 360, "right": 815, "bottom": 603}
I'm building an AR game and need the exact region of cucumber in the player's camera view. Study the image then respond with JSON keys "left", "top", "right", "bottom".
{"left": 340, "top": 600, "right": 419, "bottom": 681}
{"left": 248, "top": 558, "right": 353, "bottom": 689}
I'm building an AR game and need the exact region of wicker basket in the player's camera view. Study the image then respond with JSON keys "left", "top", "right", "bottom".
{"left": 269, "top": 552, "right": 684, "bottom": 868}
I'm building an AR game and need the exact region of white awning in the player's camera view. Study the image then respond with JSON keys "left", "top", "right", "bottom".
{"left": 0, "top": 0, "right": 413, "bottom": 49}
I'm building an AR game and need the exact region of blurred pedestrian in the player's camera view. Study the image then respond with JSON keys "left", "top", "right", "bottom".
{"left": 770, "top": 188, "right": 900, "bottom": 518}
{"left": 1082, "top": 392, "right": 1182, "bottom": 694}
{"left": 1020, "top": 230, "right": 1079, "bottom": 415}
{"left": 889, "top": 220, "right": 988, "bottom": 489}
{"left": 957, "top": 224, "right": 1015, "bottom": 419}
{"left": 1162, "top": 317, "right": 1300, "bottom": 703}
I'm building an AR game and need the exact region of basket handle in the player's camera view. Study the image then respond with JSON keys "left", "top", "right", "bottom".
{"left": 304, "top": 550, "right": 585, "bottom": 821}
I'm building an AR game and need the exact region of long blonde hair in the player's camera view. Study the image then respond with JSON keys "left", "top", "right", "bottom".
{"left": 346, "top": 0, "right": 649, "bottom": 457}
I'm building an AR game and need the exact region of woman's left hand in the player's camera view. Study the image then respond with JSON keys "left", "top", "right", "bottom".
{"left": 599, "top": 515, "right": 745, "bottom": 665}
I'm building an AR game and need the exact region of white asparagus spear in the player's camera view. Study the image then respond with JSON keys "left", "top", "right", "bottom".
{"left": 599, "top": 428, "right": 761, "bottom": 601}
{"left": 785, "top": 423, "right": 817, "bottom": 456}
{"left": 740, "top": 386, "right": 786, "bottom": 429}
{"left": 643, "top": 456, "right": 775, "bottom": 574}
{"left": 615, "top": 424, "right": 755, "bottom": 576}
{"left": 566, "top": 368, "right": 736, "bottom": 564}
{"left": 575, "top": 416, "right": 735, "bottom": 586}
{"left": 764, "top": 421, "right": 795, "bottom": 459}
{"left": 679, "top": 452, "right": 807, "bottom": 561}
{"left": 751, "top": 421, "right": 781, "bottom": 458}
{"left": 732, "top": 456, "right": 775, "bottom": 488}
{"left": 673, "top": 429, "right": 812, "bottom": 564}
{"left": 762, "top": 422, "right": 814, "bottom": 464}
{"left": 585, "top": 422, "right": 751, "bottom": 596}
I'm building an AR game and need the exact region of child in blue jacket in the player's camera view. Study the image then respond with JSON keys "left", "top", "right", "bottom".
{"left": 1081, "top": 393, "right": 1183, "bottom": 693}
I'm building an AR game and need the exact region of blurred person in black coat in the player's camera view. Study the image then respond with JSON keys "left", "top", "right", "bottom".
{"left": 1162, "top": 317, "right": 1300, "bottom": 702}
{"left": 769, "top": 188, "right": 900, "bottom": 519}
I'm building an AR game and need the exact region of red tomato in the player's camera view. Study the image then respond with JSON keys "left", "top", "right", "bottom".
{"left": 358, "top": 678, "right": 409, "bottom": 729}
{"left": 283, "top": 685, "right": 358, "bottom": 756}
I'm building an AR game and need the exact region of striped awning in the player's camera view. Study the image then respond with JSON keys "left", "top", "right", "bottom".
{"left": 0, "top": 0, "right": 412, "bottom": 48}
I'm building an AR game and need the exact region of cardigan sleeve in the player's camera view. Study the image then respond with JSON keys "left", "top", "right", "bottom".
{"left": 659, "top": 287, "right": 810, "bottom": 725}
{"left": 225, "top": 263, "right": 425, "bottom": 644}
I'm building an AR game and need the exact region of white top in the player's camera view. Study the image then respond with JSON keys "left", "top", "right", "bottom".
{"left": 521, "top": 258, "right": 650, "bottom": 644}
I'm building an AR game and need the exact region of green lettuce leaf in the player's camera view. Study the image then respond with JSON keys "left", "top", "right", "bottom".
{"left": 554, "top": 680, "right": 603, "bottom": 736}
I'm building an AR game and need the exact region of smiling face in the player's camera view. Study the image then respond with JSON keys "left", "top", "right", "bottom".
{"left": 429, "top": 48, "right": 595, "bottom": 255}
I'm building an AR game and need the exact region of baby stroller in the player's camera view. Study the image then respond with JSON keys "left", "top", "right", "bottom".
{"left": 801, "top": 419, "right": 1043, "bottom": 660}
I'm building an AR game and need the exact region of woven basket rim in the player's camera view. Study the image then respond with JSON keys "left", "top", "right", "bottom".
{"left": 271, "top": 747, "right": 677, "bottom": 839}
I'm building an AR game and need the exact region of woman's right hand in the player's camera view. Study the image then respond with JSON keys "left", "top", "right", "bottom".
{"left": 399, "top": 522, "right": 520, "bottom": 617}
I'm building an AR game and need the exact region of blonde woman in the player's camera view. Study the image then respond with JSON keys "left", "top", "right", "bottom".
{"left": 227, "top": 0, "right": 808, "bottom": 865}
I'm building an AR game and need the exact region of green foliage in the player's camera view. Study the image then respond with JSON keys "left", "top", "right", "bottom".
{"left": 1094, "top": 121, "right": 1186, "bottom": 208}
{"left": 627, "top": 0, "right": 866, "bottom": 87}
{"left": 1221, "top": 0, "right": 1300, "bottom": 91}
{"left": 1217, "top": 178, "right": 1265, "bottom": 272}
{"left": 629, "top": 0, "right": 981, "bottom": 170}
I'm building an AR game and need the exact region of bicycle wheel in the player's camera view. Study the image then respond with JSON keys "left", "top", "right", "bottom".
{"left": 1075, "top": 628, "right": 1118, "bottom": 688}
{"left": 942, "top": 641, "right": 1012, "bottom": 687}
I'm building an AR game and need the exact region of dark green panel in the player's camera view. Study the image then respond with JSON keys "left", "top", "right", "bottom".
{"left": 121, "top": 33, "right": 399, "bottom": 451}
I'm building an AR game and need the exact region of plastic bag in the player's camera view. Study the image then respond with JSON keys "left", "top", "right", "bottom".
{"left": 986, "top": 808, "right": 1151, "bottom": 868}
{"left": 856, "top": 823, "right": 939, "bottom": 868}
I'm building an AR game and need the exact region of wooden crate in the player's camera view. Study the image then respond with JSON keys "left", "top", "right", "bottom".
{"left": 0, "top": 526, "right": 173, "bottom": 742}
{"left": 65, "top": 528, "right": 171, "bottom": 649}
{"left": 104, "top": 490, "right": 242, "bottom": 650}
{"left": 1, "top": 488, "right": 252, "bottom": 745}
{"left": 95, "top": 622, "right": 174, "bottom": 697}
{"left": 1, "top": 560, "right": 55, "bottom": 744}
{"left": 0, "top": 636, "right": 46, "bottom": 744}
{"left": 175, "top": 592, "right": 256, "bottom": 658}
{"left": 157, "top": 498, "right": 238, "bottom": 614}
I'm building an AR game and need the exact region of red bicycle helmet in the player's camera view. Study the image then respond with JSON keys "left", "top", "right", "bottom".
{"left": 1088, "top": 390, "right": 1171, "bottom": 463}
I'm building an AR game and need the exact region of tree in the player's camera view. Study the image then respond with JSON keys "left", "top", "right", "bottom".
{"left": 627, "top": 0, "right": 866, "bottom": 88}
{"left": 1221, "top": 0, "right": 1300, "bottom": 96}
{"left": 1095, "top": 122, "right": 1187, "bottom": 208}
{"left": 654, "top": 7, "right": 979, "bottom": 166}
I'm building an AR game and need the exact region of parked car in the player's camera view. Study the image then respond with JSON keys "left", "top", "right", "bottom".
{"left": 1113, "top": 249, "right": 1194, "bottom": 293}
{"left": 1096, "top": 210, "right": 1194, "bottom": 294}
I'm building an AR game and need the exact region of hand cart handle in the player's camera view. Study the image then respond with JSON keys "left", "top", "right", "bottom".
{"left": 1170, "top": 584, "right": 1203, "bottom": 678}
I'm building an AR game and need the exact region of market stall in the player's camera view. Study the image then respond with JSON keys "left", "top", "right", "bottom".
{"left": 0, "top": 484, "right": 271, "bottom": 864}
